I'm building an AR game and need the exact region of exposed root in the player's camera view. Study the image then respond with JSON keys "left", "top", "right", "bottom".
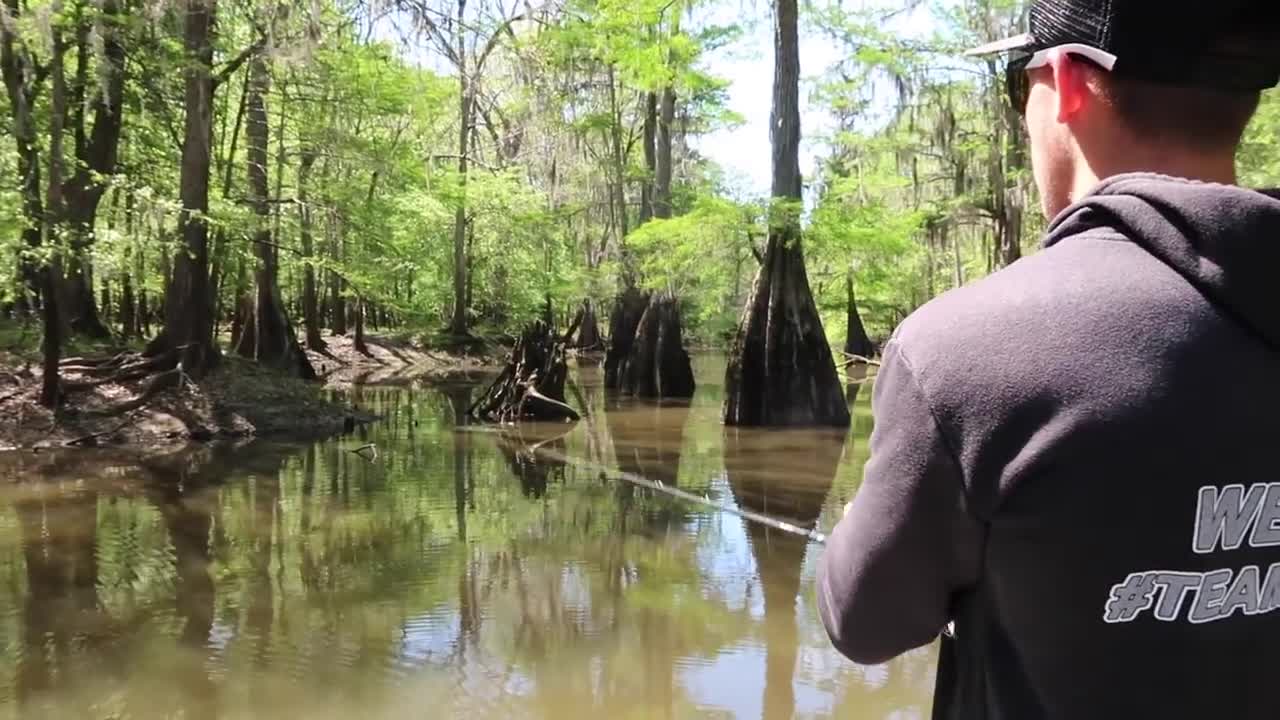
{"left": 81, "top": 368, "right": 182, "bottom": 418}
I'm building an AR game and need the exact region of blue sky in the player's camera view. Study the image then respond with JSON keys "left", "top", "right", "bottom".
{"left": 691, "top": 1, "right": 940, "bottom": 198}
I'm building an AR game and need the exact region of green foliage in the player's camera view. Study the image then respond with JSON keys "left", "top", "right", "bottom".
{"left": 628, "top": 196, "right": 760, "bottom": 338}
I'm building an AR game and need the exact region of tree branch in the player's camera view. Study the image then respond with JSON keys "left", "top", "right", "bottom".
{"left": 213, "top": 36, "right": 266, "bottom": 89}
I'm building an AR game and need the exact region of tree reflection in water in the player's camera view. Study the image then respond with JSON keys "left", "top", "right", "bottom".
{"left": 0, "top": 362, "right": 937, "bottom": 719}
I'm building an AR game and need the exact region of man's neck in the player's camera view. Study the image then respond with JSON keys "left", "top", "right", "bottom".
{"left": 1073, "top": 149, "right": 1238, "bottom": 203}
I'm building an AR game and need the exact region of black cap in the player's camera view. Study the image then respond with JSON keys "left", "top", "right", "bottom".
{"left": 967, "top": 0, "right": 1280, "bottom": 91}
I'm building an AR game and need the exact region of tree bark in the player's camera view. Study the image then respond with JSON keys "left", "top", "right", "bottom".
{"left": 575, "top": 298, "right": 603, "bottom": 352}
{"left": 328, "top": 222, "right": 346, "bottom": 335}
{"left": 61, "top": 0, "right": 126, "bottom": 340}
{"left": 654, "top": 86, "right": 675, "bottom": 219}
{"left": 235, "top": 53, "right": 315, "bottom": 379}
{"left": 470, "top": 321, "right": 579, "bottom": 423}
{"left": 41, "top": 23, "right": 70, "bottom": 406}
{"left": 353, "top": 298, "right": 369, "bottom": 355}
{"left": 603, "top": 287, "right": 649, "bottom": 390}
{"left": 298, "top": 149, "right": 324, "bottom": 350}
{"left": 120, "top": 253, "right": 136, "bottom": 339}
{"left": 449, "top": 0, "right": 472, "bottom": 337}
{"left": 151, "top": 0, "right": 219, "bottom": 376}
{"left": 639, "top": 91, "right": 657, "bottom": 223}
{"left": 1, "top": 0, "right": 60, "bottom": 405}
{"left": 618, "top": 293, "right": 695, "bottom": 399}
{"left": 607, "top": 65, "right": 629, "bottom": 247}
{"left": 723, "top": 0, "right": 847, "bottom": 428}
{"left": 769, "top": 0, "right": 801, "bottom": 201}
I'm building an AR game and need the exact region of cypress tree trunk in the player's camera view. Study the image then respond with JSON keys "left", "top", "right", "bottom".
{"left": 618, "top": 293, "right": 695, "bottom": 399}
{"left": 150, "top": 0, "right": 219, "bottom": 376}
{"left": 470, "top": 321, "right": 579, "bottom": 423}
{"left": 844, "top": 273, "right": 874, "bottom": 359}
{"left": 639, "top": 91, "right": 657, "bottom": 223}
{"left": 120, "top": 260, "right": 136, "bottom": 340}
{"left": 40, "top": 27, "right": 70, "bottom": 407}
{"left": 603, "top": 287, "right": 648, "bottom": 390}
{"left": 654, "top": 87, "right": 675, "bottom": 219}
{"left": 1, "top": 0, "right": 62, "bottom": 405}
{"left": 575, "top": 299, "right": 603, "bottom": 352}
{"left": 61, "top": 0, "right": 125, "bottom": 340}
{"left": 235, "top": 53, "right": 314, "bottom": 379}
{"left": 448, "top": 0, "right": 472, "bottom": 338}
{"left": 298, "top": 149, "right": 324, "bottom": 350}
{"left": 723, "top": 0, "right": 848, "bottom": 427}
{"left": 353, "top": 298, "right": 369, "bottom": 356}
{"left": 329, "top": 234, "right": 346, "bottom": 336}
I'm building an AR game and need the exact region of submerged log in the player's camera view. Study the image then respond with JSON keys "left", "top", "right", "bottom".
{"left": 469, "top": 321, "right": 580, "bottom": 423}
{"left": 724, "top": 234, "right": 849, "bottom": 427}
{"left": 603, "top": 287, "right": 649, "bottom": 389}
{"left": 618, "top": 293, "right": 695, "bottom": 398}
{"left": 493, "top": 424, "right": 570, "bottom": 499}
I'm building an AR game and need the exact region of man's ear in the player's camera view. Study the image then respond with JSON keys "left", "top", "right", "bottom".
{"left": 1049, "top": 49, "right": 1088, "bottom": 122}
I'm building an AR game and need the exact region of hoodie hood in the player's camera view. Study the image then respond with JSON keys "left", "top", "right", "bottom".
{"left": 1044, "top": 173, "right": 1280, "bottom": 349}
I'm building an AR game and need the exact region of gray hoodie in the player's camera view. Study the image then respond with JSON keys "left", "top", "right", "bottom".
{"left": 817, "top": 174, "right": 1280, "bottom": 719}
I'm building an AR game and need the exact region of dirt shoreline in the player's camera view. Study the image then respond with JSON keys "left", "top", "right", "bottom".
{"left": 0, "top": 331, "right": 501, "bottom": 453}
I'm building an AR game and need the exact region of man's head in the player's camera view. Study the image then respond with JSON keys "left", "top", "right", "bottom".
{"left": 969, "top": 1, "right": 1280, "bottom": 219}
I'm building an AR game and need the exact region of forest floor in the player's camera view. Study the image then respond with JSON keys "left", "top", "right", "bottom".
{"left": 0, "top": 324, "right": 502, "bottom": 453}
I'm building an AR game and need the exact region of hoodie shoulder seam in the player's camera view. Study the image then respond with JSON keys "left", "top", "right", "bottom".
{"left": 883, "top": 338, "right": 984, "bottom": 522}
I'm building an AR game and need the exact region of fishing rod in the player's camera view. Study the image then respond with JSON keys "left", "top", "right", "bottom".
{"left": 529, "top": 443, "right": 829, "bottom": 545}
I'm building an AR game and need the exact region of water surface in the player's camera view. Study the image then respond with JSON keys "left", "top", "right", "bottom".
{"left": 0, "top": 355, "right": 936, "bottom": 718}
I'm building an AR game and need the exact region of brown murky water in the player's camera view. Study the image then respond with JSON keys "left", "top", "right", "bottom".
{"left": 0, "top": 356, "right": 936, "bottom": 719}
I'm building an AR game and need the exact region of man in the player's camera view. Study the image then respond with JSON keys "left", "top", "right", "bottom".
{"left": 817, "top": 1, "right": 1280, "bottom": 717}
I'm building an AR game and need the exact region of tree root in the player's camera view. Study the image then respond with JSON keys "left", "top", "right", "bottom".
{"left": 61, "top": 360, "right": 165, "bottom": 392}
{"left": 64, "top": 414, "right": 138, "bottom": 447}
{"left": 82, "top": 368, "right": 182, "bottom": 418}
{"left": 519, "top": 385, "right": 580, "bottom": 422}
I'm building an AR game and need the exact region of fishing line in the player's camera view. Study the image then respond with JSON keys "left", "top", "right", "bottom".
{"left": 530, "top": 444, "right": 828, "bottom": 545}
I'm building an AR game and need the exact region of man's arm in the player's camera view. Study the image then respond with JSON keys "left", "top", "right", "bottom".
{"left": 817, "top": 339, "right": 984, "bottom": 665}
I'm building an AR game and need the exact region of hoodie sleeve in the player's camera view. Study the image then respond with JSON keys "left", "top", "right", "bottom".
{"left": 817, "top": 339, "right": 984, "bottom": 665}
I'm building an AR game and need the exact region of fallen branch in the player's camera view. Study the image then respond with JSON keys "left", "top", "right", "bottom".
{"left": 838, "top": 352, "right": 881, "bottom": 368}
{"left": 60, "top": 351, "right": 131, "bottom": 369}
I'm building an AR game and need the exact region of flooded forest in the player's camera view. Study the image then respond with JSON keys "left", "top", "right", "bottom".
{"left": 3, "top": 0, "right": 1280, "bottom": 717}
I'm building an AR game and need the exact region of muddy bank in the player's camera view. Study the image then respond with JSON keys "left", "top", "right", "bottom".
{"left": 0, "top": 331, "right": 504, "bottom": 452}
{"left": 307, "top": 332, "right": 500, "bottom": 386}
{"left": 0, "top": 353, "right": 376, "bottom": 452}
